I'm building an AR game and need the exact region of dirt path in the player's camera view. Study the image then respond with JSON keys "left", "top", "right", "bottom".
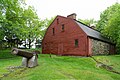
{"left": 90, "top": 57, "right": 120, "bottom": 75}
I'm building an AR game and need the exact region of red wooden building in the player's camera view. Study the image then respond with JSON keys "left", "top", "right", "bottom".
{"left": 42, "top": 13, "right": 115, "bottom": 56}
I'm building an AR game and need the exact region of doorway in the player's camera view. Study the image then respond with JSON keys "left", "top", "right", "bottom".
{"left": 58, "top": 43, "right": 63, "bottom": 55}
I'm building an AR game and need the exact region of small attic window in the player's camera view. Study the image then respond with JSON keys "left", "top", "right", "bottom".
{"left": 57, "top": 18, "right": 59, "bottom": 24}
{"left": 62, "top": 24, "right": 64, "bottom": 31}
{"left": 52, "top": 28, "right": 55, "bottom": 35}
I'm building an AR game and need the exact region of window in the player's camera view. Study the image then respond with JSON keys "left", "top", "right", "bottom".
{"left": 52, "top": 28, "right": 55, "bottom": 35}
{"left": 57, "top": 18, "right": 59, "bottom": 24}
{"left": 75, "top": 39, "right": 78, "bottom": 47}
{"left": 62, "top": 24, "right": 64, "bottom": 31}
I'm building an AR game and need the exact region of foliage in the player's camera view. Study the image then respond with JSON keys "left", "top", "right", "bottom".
{"left": 40, "top": 17, "right": 55, "bottom": 39}
{"left": 0, "top": 0, "right": 24, "bottom": 38}
{"left": 0, "top": 0, "right": 26, "bottom": 47}
{"left": 96, "top": 3, "right": 120, "bottom": 53}
{"left": 96, "top": 3, "right": 120, "bottom": 32}
{"left": 0, "top": 0, "right": 44, "bottom": 49}
{"left": 78, "top": 18, "right": 97, "bottom": 27}
{"left": 0, "top": 52, "right": 120, "bottom": 80}
{"left": 22, "top": 6, "right": 41, "bottom": 49}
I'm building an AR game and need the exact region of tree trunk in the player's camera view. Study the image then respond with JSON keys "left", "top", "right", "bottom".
{"left": 17, "top": 40, "right": 18, "bottom": 48}
{"left": 25, "top": 39, "right": 26, "bottom": 48}
{"left": 28, "top": 34, "right": 31, "bottom": 49}
{"left": 29, "top": 41, "right": 31, "bottom": 49}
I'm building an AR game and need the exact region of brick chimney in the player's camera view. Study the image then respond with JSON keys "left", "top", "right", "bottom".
{"left": 67, "top": 13, "right": 77, "bottom": 20}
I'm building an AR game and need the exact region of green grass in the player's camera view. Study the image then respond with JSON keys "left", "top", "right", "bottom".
{"left": 93, "top": 55, "right": 120, "bottom": 72}
{"left": 0, "top": 50, "right": 120, "bottom": 80}
{"left": 0, "top": 49, "right": 16, "bottom": 59}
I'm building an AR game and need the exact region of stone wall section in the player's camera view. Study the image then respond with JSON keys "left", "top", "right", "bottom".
{"left": 91, "top": 39, "right": 109, "bottom": 55}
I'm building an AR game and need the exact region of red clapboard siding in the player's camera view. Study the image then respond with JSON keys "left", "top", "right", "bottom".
{"left": 42, "top": 14, "right": 115, "bottom": 56}
{"left": 42, "top": 16, "right": 88, "bottom": 56}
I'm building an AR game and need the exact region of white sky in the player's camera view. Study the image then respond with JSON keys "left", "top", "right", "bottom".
{"left": 26, "top": 0, "right": 120, "bottom": 20}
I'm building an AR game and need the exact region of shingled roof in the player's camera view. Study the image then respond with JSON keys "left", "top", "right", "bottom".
{"left": 75, "top": 20, "right": 111, "bottom": 43}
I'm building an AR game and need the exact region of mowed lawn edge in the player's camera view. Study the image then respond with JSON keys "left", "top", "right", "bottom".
{"left": 0, "top": 50, "right": 120, "bottom": 80}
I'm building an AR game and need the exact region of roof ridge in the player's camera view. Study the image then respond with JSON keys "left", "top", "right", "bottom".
{"left": 74, "top": 19, "right": 112, "bottom": 44}
{"left": 74, "top": 20, "right": 100, "bottom": 32}
{"left": 57, "top": 15, "right": 101, "bottom": 33}
{"left": 57, "top": 15, "right": 100, "bottom": 32}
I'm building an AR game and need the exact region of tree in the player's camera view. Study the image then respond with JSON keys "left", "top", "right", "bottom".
{"left": 21, "top": 6, "right": 40, "bottom": 49}
{"left": 104, "top": 9, "right": 120, "bottom": 52}
{"left": 96, "top": 3, "right": 120, "bottom": 53}
{"left": 78, "top": 18, "right": 97, "bottom": 28}
{"left": 40, "top": 17, "right": 55, "bottom": 39}
{"left": 0, "top": 0, "right": 42, "bottom": 49}
{"left": 96, "top": 3, "right": 120, "bottom": 32}
{"left": 0, "top": 0, "right": 25, "bottom": 48}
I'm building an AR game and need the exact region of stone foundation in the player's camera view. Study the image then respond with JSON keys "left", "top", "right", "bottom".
{"left": 91, "top": 39, "right": 109, "bottom": 55}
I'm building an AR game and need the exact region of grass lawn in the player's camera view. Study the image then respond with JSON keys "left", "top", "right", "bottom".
{"left": 0, "top": 50, "right": 120, "bottom": 80}
{"left": 0, "top": 49, "right": 16, "bottom": 59}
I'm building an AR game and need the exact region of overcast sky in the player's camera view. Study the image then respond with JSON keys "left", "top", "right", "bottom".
{"left": 26, "top": 0, "right": 120, "bottom": 20}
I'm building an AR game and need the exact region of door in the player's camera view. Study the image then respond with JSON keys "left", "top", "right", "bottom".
{"left": 58, "top": 43, "right": 63, "bottom": 55}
